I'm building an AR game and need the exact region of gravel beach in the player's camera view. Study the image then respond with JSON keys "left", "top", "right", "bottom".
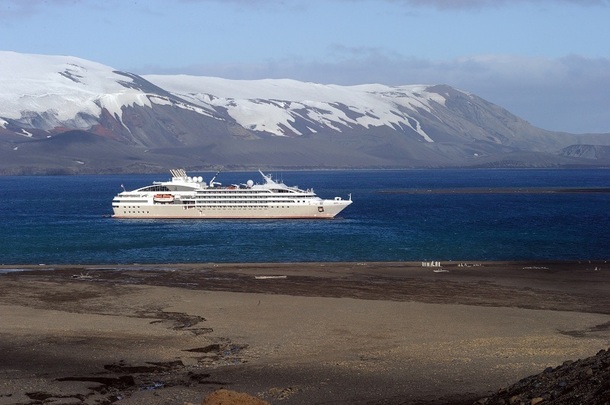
{"left": 0, "top": 261, "right": 609, "bottom": 404}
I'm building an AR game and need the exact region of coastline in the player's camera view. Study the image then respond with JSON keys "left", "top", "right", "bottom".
{"left": 1, "top": 261, "right": 609, "bottom": 404}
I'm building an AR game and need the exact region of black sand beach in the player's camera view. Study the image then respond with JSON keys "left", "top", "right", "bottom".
{"left": 1, "top": 261, "right": 609, "bottom": 404}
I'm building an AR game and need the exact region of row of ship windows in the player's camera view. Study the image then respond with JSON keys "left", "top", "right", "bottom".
{"left": 204, "top": 188, "right": 289, "bottom": 193}
{"left": 184, "top": 206, "right": 275, "bottom": 209}
{"left": 195, "top": 189, "right": 294, "bottom": 194}
{"left": 120, "top": 206, "right": 297, "bottom": 213}
{"left": 204, "top": 190, "right": 292, "bottom": 194}
{"left": 141, "top": 190, "right": 295, "bottom": 194}
{"left": 189, "top": 195, "right": 311, "bottom": 201}
{"left": 139, "top": 187, "right": 294, "bottom": 194}
{"left": 118, "top": 200, "right": 309, "bottom": 206}
{"left": 124, "top": 204, "right": 301, "bottom": 207}
{"left": 181, "top": 200, "right": 308, "bottom": 204}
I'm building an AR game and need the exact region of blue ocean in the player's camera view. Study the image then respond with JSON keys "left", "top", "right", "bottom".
{"left": 1, "top": 169, "right": 609, "bottom": 265}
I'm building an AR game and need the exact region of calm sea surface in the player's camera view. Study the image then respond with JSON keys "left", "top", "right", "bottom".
{"left": 1, "top": 169, "right": 609, "bottom": 265}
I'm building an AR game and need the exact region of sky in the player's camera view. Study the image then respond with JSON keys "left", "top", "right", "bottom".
{"left": 1, "top": 0, "right": 609, "bottom": 134}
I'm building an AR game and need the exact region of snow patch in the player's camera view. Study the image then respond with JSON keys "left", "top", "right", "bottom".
{"left": 149, "top": 95, "right": 172, "bottom": 106}
{"left": 145, "top": 74, "right": 439, "bottom": 142}
{"left": 0, "top": 51, "right": 153, "bottom": 125}
{"left": 97, "top": 93, "right": 152, "bottom": 122}
{"left": 405, "top": 117, "right": 434, "bottom": 142}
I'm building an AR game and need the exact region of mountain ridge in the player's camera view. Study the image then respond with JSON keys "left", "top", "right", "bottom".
{"left": 1, "top": 51, "right": 609, "bottom": 174}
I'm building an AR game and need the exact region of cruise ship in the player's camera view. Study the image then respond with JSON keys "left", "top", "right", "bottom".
{"left": 112, "top": 169, "right": 352, "bottom": 219}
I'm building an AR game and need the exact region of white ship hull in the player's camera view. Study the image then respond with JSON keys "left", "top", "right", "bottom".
{"left": 112, "top": 201, "right": 349, "bottom": 219}
{"left": 112, "top": 169, "right": 352, "bottom": 219}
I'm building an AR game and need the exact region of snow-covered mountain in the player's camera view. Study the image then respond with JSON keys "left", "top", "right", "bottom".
{"left": 1, "top": 51, "right": 608, "bottom": 174}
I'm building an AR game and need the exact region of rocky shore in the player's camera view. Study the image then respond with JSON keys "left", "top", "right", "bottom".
{"left": 0, "top": 261, "right": 608, "bottom": 404}
{"left": 477, "top": 348, "right": 610, "bottom": 405}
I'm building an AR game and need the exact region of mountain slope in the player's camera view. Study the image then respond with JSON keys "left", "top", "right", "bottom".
{"left": 1, "top": 51, "right": 609, "bottom": 174}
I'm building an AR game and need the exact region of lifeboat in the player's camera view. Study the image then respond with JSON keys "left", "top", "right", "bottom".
{"left": 153, "top": 193, "right": 174, "bottom": 203}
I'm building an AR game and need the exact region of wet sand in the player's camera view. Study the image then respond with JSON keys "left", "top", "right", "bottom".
{"left": 1, "top": 261, "right": 609, "bottom": 404}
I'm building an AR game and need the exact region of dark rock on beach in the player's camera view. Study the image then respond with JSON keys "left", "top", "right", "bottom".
{"left": 476, "top": 348, "right": 610, "bottom": 405}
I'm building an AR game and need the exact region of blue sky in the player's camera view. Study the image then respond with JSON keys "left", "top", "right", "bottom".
{"left": 1, "top": 0, "right": 609, "bottom": 133}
